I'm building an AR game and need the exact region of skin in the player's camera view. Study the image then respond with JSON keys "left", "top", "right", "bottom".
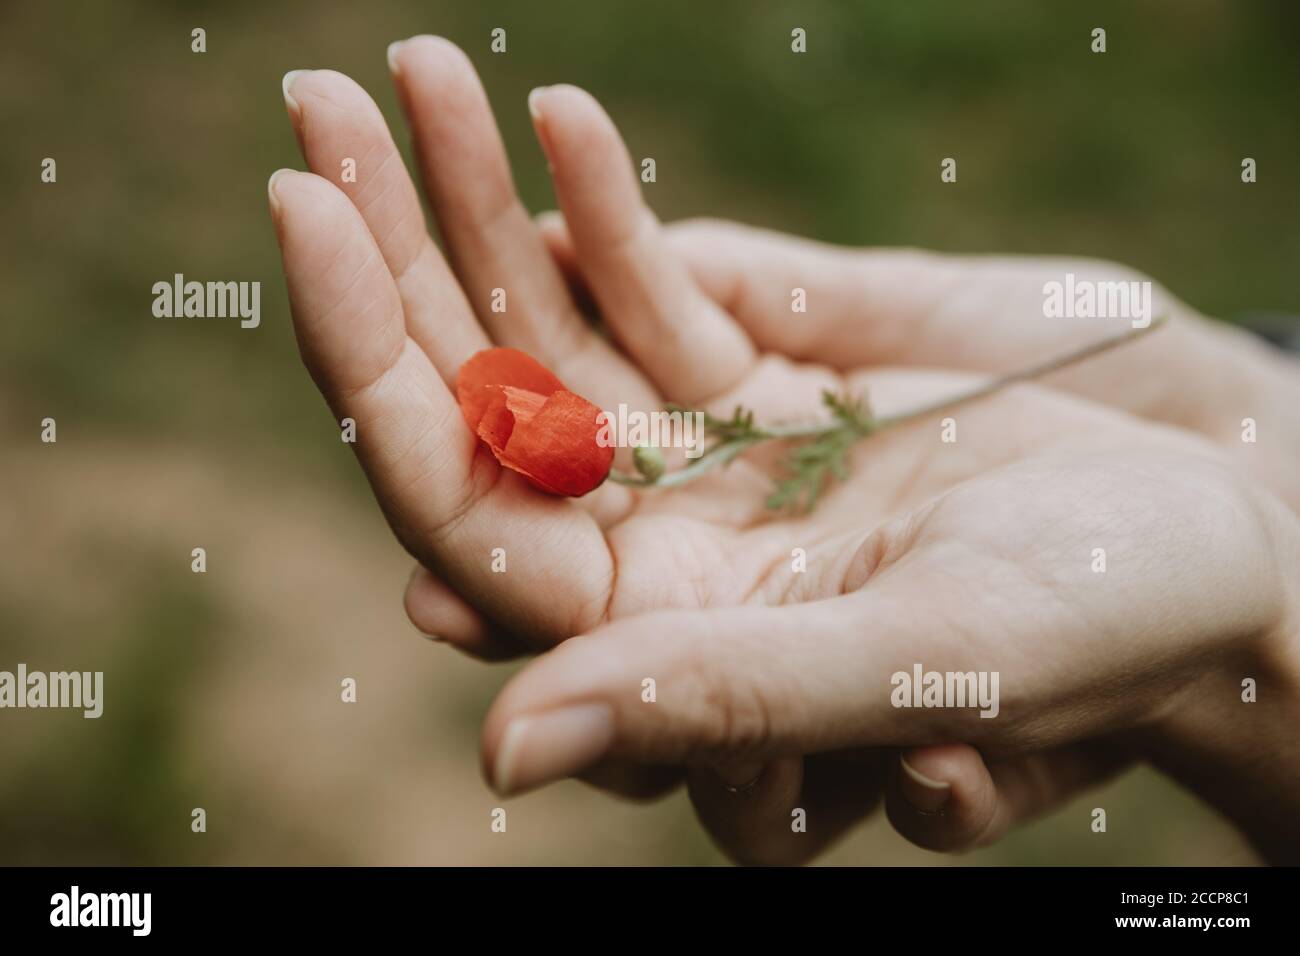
{"left": 269, "top": 37, "right": 1300, "bottom": 865}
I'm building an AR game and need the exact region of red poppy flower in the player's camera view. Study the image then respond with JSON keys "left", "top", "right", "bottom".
{"left": 455, "top": 348, "right": 614, "bottom": 497}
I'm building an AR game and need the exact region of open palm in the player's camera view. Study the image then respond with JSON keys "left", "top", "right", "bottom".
{"left": 269, "top": 39, "right": 1081, "bottom": 652}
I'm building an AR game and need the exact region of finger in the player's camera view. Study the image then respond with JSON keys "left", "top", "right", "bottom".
{"left": 389, "top": 36, "right": 654, "bottom": 410}
{"left": 666, "top": 218, "right": 959, "bottom": 369}
{"left": 404, "top": 566, "right": 526, "bottom": 661}
{"left": 535, "top": 209, "right": 574, "bottom": 269}
{"left": 479, "top": 576, "right": 969, "bottom": 795}
{"left": 666, "top": 218, "right": 1203, "bottom": 423}
{"left": 269, "top": 169, "right": 416, "bottom": 410}
{"left": 688, "top": 752, "right": 888, "bottom": 866}
{"left": 529, "top": 84, "right": 756, "bottom": 404}
{"left": 269, "top": 169, "right": 613, "bottom": 644}
{"left": 688, "top": 758, "right": 805, "bottom": 866}
{"left": 481, "top": 450, "right": 1215, "bottom": 796}
{"left": 543, "top": 210, "right": 868, "bottom": 371}
{"left": 884, "top": 743, "right": 1132, "bottom": 853}
{"left": 535, "top": 210, "right": 594, "bottom": 314}
{"left": 282, "top": 68, "right": 488, "bottom": 381}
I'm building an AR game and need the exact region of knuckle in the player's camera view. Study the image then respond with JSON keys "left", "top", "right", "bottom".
{"left": 668, "top": 638, "right": 773, "bottom": 764}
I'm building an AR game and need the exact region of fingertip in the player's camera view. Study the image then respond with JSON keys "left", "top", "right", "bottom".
{"left": 534, "top": 210, "right": 568, "bottom": 244}
{"left": 286, "top": 68, "right": 380, "bottom": 121}
{"left": 686, "top": 757, "right": 807, "bottom": 866}
{"left": 477, "top": 628, "right": 636, "bottom": 794}
{"left": 527, "top": 87, "right": 556, "bottom": 164}
{"left": 527, "top": 84, "right": 595, "bottom": 121}
{"left": 267, "top": 169, "right": 341, "bottom": 226}
{"left": 386, "top": 39, "right": 405, "bottom": 76}
{"left": 266, "top": 167, "right": 294, "bottom": 218}
{"left": 267, "top": 169, "right": 348, "bottom": 221}
{"left": 404, "top": 33, "right": 472, "bottom": 60}
{"left": 527, "top": 85, "right": 549, "bottom": 122}
{"left": 901, "top": 743, "right": 982, "bottom": 787}
{"left": 528, "top": 84, "right": 648, "bottom": 257}
{"left": 484, "top": 703, "right": 616, "bottom": 797}
{"left": 886, "top": 744, "right": 999, "bottom": 853}
{"left": 388, "top": 36, "right": 478, "bottom": 100}
{"left": 403, "top": 565, "right": 527, "bottom": 661}
{"left": 402, "top": 564, "right": 450, "bottom": 639}
{"left": 528, "top": 83, "right": 616, "bottom": 156}
{"left": 898, "top": 751, "right": 952, "bottom": 814}
{"left": 397, "top": 34, "right": 480, "bottom": 92}
{"left": 281, "top": 70, "right": 309, "bottom": 123}
{"left": 531, "top": 82, "right": 599, "bottom": 112}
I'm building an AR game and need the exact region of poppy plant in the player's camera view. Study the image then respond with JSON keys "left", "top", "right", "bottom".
{"left": 456, "top": 321, "right": 1164, "bottom": 510}
{"left": 455, "top": 348, "right": 614, "bottom": 497}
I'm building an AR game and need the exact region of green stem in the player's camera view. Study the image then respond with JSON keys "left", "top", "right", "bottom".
{"left": 608, "top": 316, "right": 1166, "bottom": 489}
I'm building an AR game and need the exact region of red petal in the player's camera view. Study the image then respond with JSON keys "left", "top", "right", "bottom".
{"left": 498, "top": 390, "right": 614, "bottom": 496}
{"left": 456, "top": 348, "right": 565, "bottom": 430}
{"left": 454, "top": 348, "right": 614, "bottom": 497}
{"left": 473, "top": 389, "right": 516, "bottom": 455}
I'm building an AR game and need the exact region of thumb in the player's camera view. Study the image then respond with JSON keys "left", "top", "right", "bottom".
{"left": 480, "top": 586, "right": 960, "bottom": 796}
{"left": 885, "top": 742, "right": 1133, "bottom": 853}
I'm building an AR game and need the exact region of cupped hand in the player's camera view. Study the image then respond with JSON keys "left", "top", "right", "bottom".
{"left": 269, "top": 38, "right": 1300, "bottom": 864}
{"left": 269, "top": 38, "right": 1112, "bottom": 660}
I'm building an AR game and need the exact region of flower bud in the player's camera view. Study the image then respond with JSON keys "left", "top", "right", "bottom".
{"left": 633, "top": 445, "right": 666, "bottom": 481}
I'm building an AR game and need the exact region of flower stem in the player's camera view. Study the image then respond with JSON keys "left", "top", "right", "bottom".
{"left": 608, "top": 316, "right": 1166, "bottom": 490}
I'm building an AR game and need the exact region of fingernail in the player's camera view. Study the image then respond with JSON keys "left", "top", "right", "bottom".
{"left": 527, "top": 86, "right": 549, "bottom": 120}
{"left": 527, "top": 87, "right": 554, "bottom": 164}
{"left": 899, "top": 754, "right": 951, "bottom": 814}
{"left": 386, "top": 40, "right": 405, "bottom": 76}
{"left": 534, "top": 209, "right": 563, "bottom": 232}
{"left": 714, "top": 760, "right": 766, "bottom": 794}
{"left": 266, "top": 168, "right": 292, "bottom": 216}
{"left": 281, "top": 70, "right": 309, "bottom": 126}
{"left": 492, "top": 703, "right": 615, "bottom": 796}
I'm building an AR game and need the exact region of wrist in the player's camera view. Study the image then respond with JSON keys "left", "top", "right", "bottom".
{"left": 1142, "top": 497, "right": 1300, "bottom": 862}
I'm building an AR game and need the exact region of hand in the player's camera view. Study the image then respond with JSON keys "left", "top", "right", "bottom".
{"left": 538, "top": 216, "right": 1300, "bottom": 513}
{"left": 268, "top": 38, "right": 1300, "bottom": 863}
{"left": 269, "top": 39, "right": 1122, "bottom": 796}
{"left": 480, "top": 431, "right": 1300, "bottom": 864}
{"left": 269, "top": 39, "right": 1123, "bottom": 663}
{"left": 517, "top": 103, "right": 1300, "bottom": 859}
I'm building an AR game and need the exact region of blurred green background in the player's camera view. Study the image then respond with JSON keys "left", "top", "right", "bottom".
{"left": 2, "top": 0, "right": 1293, "bottom": 864}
